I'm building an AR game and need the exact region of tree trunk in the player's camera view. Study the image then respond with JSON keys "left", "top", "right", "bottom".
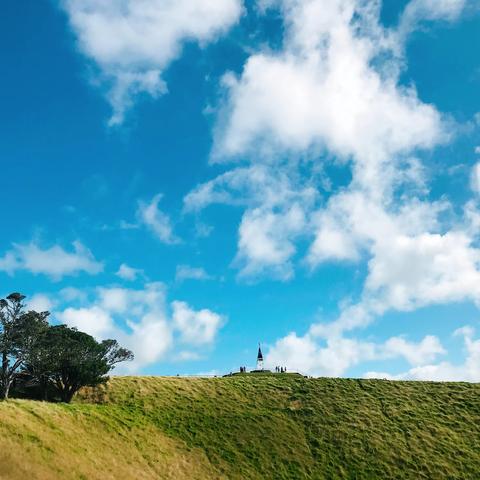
{"left": 64, "top": 385, "right": 78, "bottom": 403}
{"left": 1, "top": 352, "right": 9, "bottom": 400}
{"left": 2, "top": 379, "right": 12, "bottom": 400}
{"left": 59, "top": 385, "right": 74, "bottom": 403}
{"left": 40, "top": 377, "right": 48, "bottom": 401}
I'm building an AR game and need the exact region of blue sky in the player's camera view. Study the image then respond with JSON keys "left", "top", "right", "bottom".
{"left": 1, "top": 0, "right": 480, "bottom": 379}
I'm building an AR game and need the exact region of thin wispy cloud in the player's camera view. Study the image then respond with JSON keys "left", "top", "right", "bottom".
{"left": 137, "top": 193, "right": 180, "bottom": 244}
{"left": 175, "top": 265, "right": 213, "bottom": 283}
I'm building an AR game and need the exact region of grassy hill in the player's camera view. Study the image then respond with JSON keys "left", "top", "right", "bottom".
{"left": 1, "top": 375, "right": 480, "bottom": 479}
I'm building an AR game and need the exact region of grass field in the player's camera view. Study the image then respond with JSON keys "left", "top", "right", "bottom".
{"left": 0, "top": 375, "right": 480, "bottom": 479}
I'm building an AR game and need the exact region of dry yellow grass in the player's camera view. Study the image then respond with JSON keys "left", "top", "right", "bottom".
{"left": 0, "top": 398, "right": 223, "bottom": 480}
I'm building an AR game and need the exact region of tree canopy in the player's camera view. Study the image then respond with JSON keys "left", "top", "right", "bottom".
{"left": 0, "top": 293, "right": 49, "bottom": 399}
{"left": 0, "top": 292, "right": 133, "bottom": 402}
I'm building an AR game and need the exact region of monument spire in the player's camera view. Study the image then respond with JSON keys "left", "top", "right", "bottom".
{"left": 256, "top": 343, "right": 264, "bottom": 371}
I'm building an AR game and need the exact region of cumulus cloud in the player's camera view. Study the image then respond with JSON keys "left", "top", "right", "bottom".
{"left": 0, "top": 241, "right": 103, "bottom": 280}
{"left": 184, "top": 0, "right": 453, "bottom": 283}
{"left": 266, "top": 332, "right": 377, "bottom": 377}
{"left": 172, "top": 300, "right": 224, "bottom": 345}
{"left": 62, "top": 0, "right": 243, "bottom": 124}
{"left": 306, "top": 222, "right": 480, "bottom": 343}
{"left": 265, "top": 330, "right": 445, "bottom": 377}
{"left": 383, "top": 335, "right": 445, "bottom": 366}
{"left": 55, "top": 283, "right": 225, "bottom": 370}
{"left": 116, "top": 263, "right": 143, "bottom": 281}
{"left": 137, "top": 193, "right": 179, "bottom": 244}
{"left": 183, "top": 0, "right": 480, "bottom": 358}
{"left": 175, "top": 265, "right": 212, "bottom": 282}
{"left": 214, "top": 0, "right": 445, "bottom": 166}
{"left": 67, "top": 0, "right": 476, "bottom": 380}
{"left": 235, "top": 203, "right": 307, "bottom": 280}
{"left": 58, "top": 305, "right": 116, "bottom": 339}
{"left": 365, "top": 326, "right": 480, "bottom": 381}
{"left": 366, "top": 232, "right": 480, "bottom": 311}
{"left": 184, "top": 165, "right": 317, "bottom": 280}
{"left": 27, "top": 294, "right": 55, "bottom": 313}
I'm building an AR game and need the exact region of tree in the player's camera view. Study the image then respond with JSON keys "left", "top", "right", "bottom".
{"left": 26, "top": 325, "right": 133, "bottom": 403}
{"left": 0, "top": 293, "right": 49, "bottom": 400}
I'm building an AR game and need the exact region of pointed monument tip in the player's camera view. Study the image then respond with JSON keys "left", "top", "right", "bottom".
{"left": 257, "top": 343, "right": 264, "bottom": 361}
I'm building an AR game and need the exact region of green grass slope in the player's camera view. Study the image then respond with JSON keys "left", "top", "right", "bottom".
{"left": 1, "top": 375, "right": 480, "bottom": 479}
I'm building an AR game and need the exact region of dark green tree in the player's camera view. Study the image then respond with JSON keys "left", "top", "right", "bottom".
{"left": 26, "top": 325, "right": 133, "bottom": 403}
{"left": 0, "top": 293, "right": 49, "bottom": 399}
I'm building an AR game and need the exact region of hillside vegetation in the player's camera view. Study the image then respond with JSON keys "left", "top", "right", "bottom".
{"left": 1, "top": 375, "right": 480, "bottom": 479}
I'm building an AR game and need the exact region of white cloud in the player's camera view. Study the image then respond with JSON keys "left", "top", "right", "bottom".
{"left": 475, "top": 146, "right": 480, "bottom": 154}
{"left": 184, "top": 165, "right": 317, "bottom": 280}
{"left": 194, "top": 221, "right": 214, "bottom": 238}
{"left": 307, "top": 190, "right": 447, "bottom": 268}
{"left": 307, "top": 225, "right": 480, "bottom": 341}
{"left": 214, "top": 1, "right": 445, "bottom": 167}
{"left": 383, "top": 335, "right": 445, "bottom": 366}
{"left": 175, "top": 265, "right": 212, "bottom": 282}
{"left": 27, "top": 294, "right": 55, "bottom": 313}
{"left": 235, "top": 203, "right": 307, "bottom": 280}
{"left": 59, "top": 286, "right": 88, "bottom": 303}
{"left": 184, "top": 0, "right": 450, "bottom": 282}
{"left": 266, "top": 330, "right": 445, "bottom": 377}
{"left": 0, "top": 241, "right": 103, "bottom": 280}
{"left": 174, "top": 350, "right": 202, "bottom": 362}
{"left": 172, "top": 300, "right": 224, "bottom": 345}
{"left": 182, "top": 0, "right": 479, "bottom": 378}
{"left": 58, "top": 306, "right": 116, "bottom": 339}
{"left": 307, "top": 209, "right": 360, "bottom": 264}
{"left": 470, "top": 162, "right": 480, "bottom": 194}
{"left": 54, "top": 283, "right": 225, "bottom": 370}
{"left": 138, "top": 193, "right": 179, "bottom": 244}
{"left": 366, "top": 232, "right": 480, "bottom": 311}
{"left": 310, "top": 303, "right": 376, "bottom": 340}
{"left": 97, "top": 287, "right": 130, "bottom": 314}
{"left": 119, "top": 220, "right": 140, "bottom": 230}
{"left": 62, "top": 0, "right": 243, "bottom": 124}
{"left": 366, "top": 326, "right": 480, "bottom": 381}
{"left": 184, "top": 165, "right": 316, "bottom": 213}
{"left": 116, "top": 263, "right": 143, "bottom": 281}
{"left": 57, "top": 283, "right": 173, "bottom": 370}
{"left": 266, "top": 332, "right": 377, "bottom": 377}
{"left": 126, "top": 311, "right": 173, "bottom": 367}
{"left": 209, "top": 0, "right": 479, "bottom": 315}
{"left": 399, "top": 0, "right": 466, "bottom": 37}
